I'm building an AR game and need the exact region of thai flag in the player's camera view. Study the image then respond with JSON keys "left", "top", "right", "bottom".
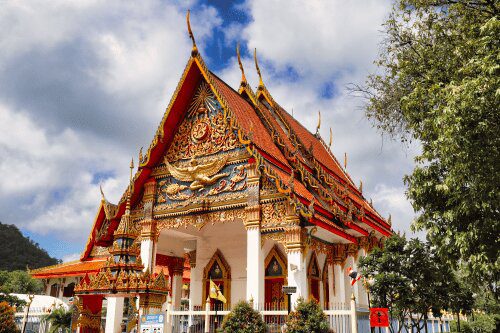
{"left": 347, "top": 267, "right": 362, "bottom": 286}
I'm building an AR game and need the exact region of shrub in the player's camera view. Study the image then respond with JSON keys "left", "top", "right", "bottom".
{"left": 218, "top": 301, "right": 267, "bottom": 333}
{"left": 0, "top": 301, "right": 18, "bottom": 333}
{"left": 450, "top": 313, "right": 499, "bottom": 333}
{"left": 285, "top": 298, "right": 330, "bottom": 333}
{"left": 42, "top": 306, "right": 72, "bottom": 333}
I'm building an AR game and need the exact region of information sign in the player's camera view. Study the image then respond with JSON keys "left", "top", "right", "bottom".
{"left": 282, "top": 286, "right": 297, "bottom": 294}
{"left": 140, "top": 314, "right": 164, "bottom": 333}
{"left": 369, "top": 308, "right": 389, "bottom": 327}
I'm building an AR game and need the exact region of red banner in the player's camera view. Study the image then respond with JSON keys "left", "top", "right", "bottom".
{"left": 370, "top": 308, "right": 389, "bottom": 327}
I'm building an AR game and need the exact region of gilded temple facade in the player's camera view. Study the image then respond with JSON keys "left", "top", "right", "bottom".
{"left": 31, "top": 16, "right": 392, "bottom": 333}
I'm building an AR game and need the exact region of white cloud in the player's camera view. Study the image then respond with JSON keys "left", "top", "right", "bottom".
{"left": 62, "top": 252, "right": 81, "bottom": 263}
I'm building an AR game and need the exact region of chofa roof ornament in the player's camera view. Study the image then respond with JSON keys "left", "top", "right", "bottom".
{"left": 186, "top": 10, "right": 198, "bottom": 56}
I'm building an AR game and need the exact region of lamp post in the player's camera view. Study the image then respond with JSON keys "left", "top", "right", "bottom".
{"left": 364, "top": 276, "right": 376, "bottom": 333}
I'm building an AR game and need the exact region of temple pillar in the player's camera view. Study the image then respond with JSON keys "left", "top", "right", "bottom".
{"left": 140, "top": 179, "right": 157, "bottom": 273}
{"left": 58, "top": 278, "right": 65, "bottom": 300}
{"left": 285, "top": 223, "right": 307, "bottom": 309}
{"left": 77, "top": 295, "right": 103, "bottom": 333}
{"left": 346, "top": 244, "right": 359, "bottom": 301}
{"left": 332, "top": 244, "right": 347, "bottom": 305}
{"left": 319, "top": 280, "right": 325, "bottom": 309}
{"left": 327, "top": 261, "right": 335, "bottom": 309}
{"left": 244, "top": 206, "right": 263, "bottom": 308}
{"left": 169, "top": 257, "right": 185, "bottom": 309}
{"left": 104, "top": 297, "right": 124, "bottom": 333}
{"left": 244, "top": 160, "right": 264, "bottom": 309}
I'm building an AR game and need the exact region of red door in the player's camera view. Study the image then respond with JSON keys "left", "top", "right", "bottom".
{"left": 265, "top": 278, "right": 285, "bottom": 309}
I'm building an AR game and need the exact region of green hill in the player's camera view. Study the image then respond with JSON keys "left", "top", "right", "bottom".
{"left": 0, "top": 222, "right": 59, "bottom": 271}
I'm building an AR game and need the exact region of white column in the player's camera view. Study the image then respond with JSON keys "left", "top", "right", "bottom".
{"left": 172, "top": 273, "right": 183, "bottom": 309}
{"left": 287, "top": 250, "right": 307, "bottom": 308}
{"left": 356, "top": 249, "right": 369, "bottom": 307}
{"left": 319, "top": 280, "right": 325, "bottom": 309}
{"left": 105, "top": 297, "right": 124, "bottom": 333}
{"left": 141, "top": 238, "right": 156, "bottom": 272}
{"left": 58, "top": 280, "right": 65, "bottom": 300}
{"left": 327, "top": 263, "right": 334, "bottom": 309}
{"left": 333, "top": 263, "right": 346, "bottom": 305}
{"left": 246, "top": 226, "right": 264, "bottom": 308}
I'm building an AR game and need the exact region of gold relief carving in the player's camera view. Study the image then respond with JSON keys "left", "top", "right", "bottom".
{"left": 244, "top": 205, "right": 260, "bottom": 229}
{"left": 143, "top": 180, "right": 156, "bottom": 202}
{"left": 358, "top": 236, "right": 370, "bottom": 251}
{"left": 261, "top": 232, "right": 286, "bottom": 248}
{"left": 165, "top": 83, "right": 240, "bottom": 162}
{"left": 285, "top": 226, "right": 304, "bottom": 253}
{"left": 165, "top": 155, "right": 229, "bottom": 191}
{"left": 331, "top": 244, "right": 347, "bottom": 266}
{"left": 77, "top": 309, "right": 101, "bottom": 330}
{"left": 308, "top": 237, "right": 333, "bottom": 256}
{"left": 346, "top": 243, "right": 359, "bottom": 258}
{"left": 155, "top": 208, "right": 246, "bottom": 234}
{"left": 141, "top": 220, "right": 157, "bottom": 241}
{"left": 139, "top": 293, "right": 167, "bottom": 309}
{"left": 261, "top": 200, "right": 288, "bottom": 231}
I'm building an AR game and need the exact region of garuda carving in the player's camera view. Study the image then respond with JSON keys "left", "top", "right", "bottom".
{"left": 164, "top": 155, "right": 229, "bottom": 191}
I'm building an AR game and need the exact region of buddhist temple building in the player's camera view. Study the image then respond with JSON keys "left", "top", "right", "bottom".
{"left": 31, "top": 13, "right": 392, "bottom": 333}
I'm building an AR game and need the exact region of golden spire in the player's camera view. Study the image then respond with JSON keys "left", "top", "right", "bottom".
{"left": 236, "top": 43, "right": 247, "bottom": 86}
{"left": 253, "top": 48, "right": 264, "bottom": 89}
{"left": 387, "top": 214, "right": 392, "bottom": 226}
{"left": 344, "top": 152, "right": 347, "bottom": 169}
{"left": 126, "top": 158, "right": 134, "bottom": 213}
{"left": 329, "top": 127, "right": 333, "bottom": 148}
{"left": 315, "top": 111, "right": 321, "bottom": 135}
{"left": 359, "top": 180, "right": 363, "bottom": 193}
{"left": 186, "top": 10, "right": 198, "bottom": 56}
{"left": 138, "top": 147, "right": 143, "bottom": 164}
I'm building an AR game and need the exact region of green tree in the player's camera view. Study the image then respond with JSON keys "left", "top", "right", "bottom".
{"left": 218, "top": 301, "right": 267, "bottom": 333}
{"left": 359, "top": 235, "right": 471, "bottom": 333}
{"left": 355, "top": 0, "right": 499, "bottom": 296}
{"left": 0, "top": 302, "right": 18, "bottom": 333}
{"left": 42, "top": 307, "right": 72, "bottom": 333}
{"left": 285, "top": 298, "right": 330, "bottom": 333}
{"left": 0, "top": 271, "right": 43, "bottom": 294}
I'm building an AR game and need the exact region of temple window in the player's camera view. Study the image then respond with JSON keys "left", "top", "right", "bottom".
{"left": 264, "top": 245, "right": 287, "bottom": 310}
{"left": 63, "top": 282, "right": 75, "bottom": 298}
{"left": 50, "top": 283, "right": 59, "bottom": 298}
{"left": 202, "top": 249, "right": 230, "bottom": 309}
{"left": 308, "top": 252, "right": 321, "bottom": 302}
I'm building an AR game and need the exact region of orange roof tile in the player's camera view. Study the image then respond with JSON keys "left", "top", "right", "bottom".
{"left": 31, "top": 259, "right": 106, "bottom": 279}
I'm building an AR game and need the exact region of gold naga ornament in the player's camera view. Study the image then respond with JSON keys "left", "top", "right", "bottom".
{"left": 164, "top": 155, "right": 229, "bottom": 191}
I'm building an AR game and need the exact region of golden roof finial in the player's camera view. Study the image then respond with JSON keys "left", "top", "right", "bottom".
{"left": 329, "top": 127, "right": 333, "bottom": 148}
{"left": 99, "top": 184, "right": 106, "bottom": 202}
{"left": 359, "top": 180, "right": 363, "bottom": 193}
{"left": 236, "top": 43, "right": 247, "bottom": 86}
{"left": 186, "top": 10, "right": 198, "bottom": 56}
{"left": 254, "top": 48, "right": 264, "bottom": 89}
{"left": 344, "top": 152, "right": 347, "bottom": 169}
{"left": 315, "top": 111, "right": 321, "bottom": 135}
{"left": 138, "top": 147, "right": 143, "bottom": 164}
{"left": 388, "top": 214, "right": 392, "bottom": 226}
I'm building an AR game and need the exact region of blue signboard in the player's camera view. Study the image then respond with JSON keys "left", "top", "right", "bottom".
{"left": 140, "top": 314, "right": 164, "bottom": 333}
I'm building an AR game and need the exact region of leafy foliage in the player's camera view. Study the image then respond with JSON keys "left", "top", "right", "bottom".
{"left": 42, "top": 307, "right": 73, "bottom": 333}
{"left": 450, "top": 313, "right": 499, "bottom": 333}
{"left": 285, "top": 298, "right": 330, "bottom": 333}
{"left": 359, "top": 235, "right": 473, "bottom": 333}
{"left": 0, "top": 271, "right": 43, "bottom": 294}
{"left": 0, "top": 222, "right": 59, "bottom": 271}
{"left": 0, "top": 302, "right": 18, "bottom": 333}
{"left": 357, "top": 0, "right": 500, "bottom": 295}
{"left": 218, "top": 301, "right": 266, "bottom": 333}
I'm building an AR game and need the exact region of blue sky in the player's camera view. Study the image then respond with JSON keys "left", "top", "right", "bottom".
{"left": 0, "top": 0, "right": 420, "bottom": 262}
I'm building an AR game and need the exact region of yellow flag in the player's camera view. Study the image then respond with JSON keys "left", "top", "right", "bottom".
{"left": 209, "top": 279, "right": 227, "bottom": 303}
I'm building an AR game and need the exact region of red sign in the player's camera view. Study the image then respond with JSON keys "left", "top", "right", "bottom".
{"left": 370, "top": 308, "right": 389, "bottom": 327}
